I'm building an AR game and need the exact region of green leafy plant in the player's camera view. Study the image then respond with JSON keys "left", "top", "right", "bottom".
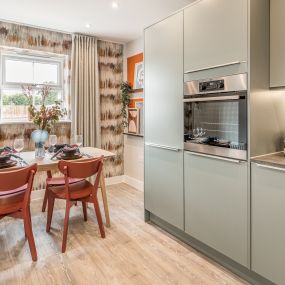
{"left": 22, "top": 85, "right": 67, "bottom": 132}
{"left": 120, "top": 81, "right": 132, "bottom": 127}
{"left": 2, "top": 93, "right": 29, "bottom": 105}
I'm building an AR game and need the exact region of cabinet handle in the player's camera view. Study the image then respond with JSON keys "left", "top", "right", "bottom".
{"left": 185, "top": 61, "right": 244, "bottom": 74}
{"left": 185, "top": 151, "right": 243, "bottom": 164}
{"left": 255, "top": 163, "right": 285, "bottom": 172}
{"left": 145, "top": 143, "right": 180, "bottom": 152}
{"left": 183, "top": 95, "right": 242, "bottom": 103}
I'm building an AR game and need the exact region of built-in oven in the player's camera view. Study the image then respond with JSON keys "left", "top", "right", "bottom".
{"left": 184, "top": 73, "right": 247, "bottom": 160}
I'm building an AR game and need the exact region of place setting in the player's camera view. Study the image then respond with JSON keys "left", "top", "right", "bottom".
{"left": 0, "top": 139, "right": 28, "bottom": 169}
{"left": 48, "top": 134, "right": 92, "bottom": 161}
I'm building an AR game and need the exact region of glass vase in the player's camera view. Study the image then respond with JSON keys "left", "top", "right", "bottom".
{"left": 31, "top": 130, "right": 49, "bottom": 158}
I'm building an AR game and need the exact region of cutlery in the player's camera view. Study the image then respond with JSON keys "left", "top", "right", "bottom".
{"left": 10, "top": 154, "right": 28, "bottom": 166}
{"left": 50, "top": 148, "right": 64, "bottom": 160}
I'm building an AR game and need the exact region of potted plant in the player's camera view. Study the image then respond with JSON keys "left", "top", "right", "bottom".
{"left": 120, "top": 81, "right": 132, "bottom": 127}
{"left": 23, "top": 85, "right": 66, "bottom": 158}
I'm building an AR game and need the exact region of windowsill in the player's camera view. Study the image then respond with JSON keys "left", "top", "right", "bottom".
{"left": 0, "top": 120, "right": 72, "bottom": 125}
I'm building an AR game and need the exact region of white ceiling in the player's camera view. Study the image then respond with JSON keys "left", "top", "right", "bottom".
{"left": 0, "top": 0, "right": 194, "bottom": 43}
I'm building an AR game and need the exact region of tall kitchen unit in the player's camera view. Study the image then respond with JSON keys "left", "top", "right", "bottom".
{"left": 145, "top": 0, "right": 281, "bottom": 284}
{"left": 144, "top": 11, "right": 184, "bottom": 230}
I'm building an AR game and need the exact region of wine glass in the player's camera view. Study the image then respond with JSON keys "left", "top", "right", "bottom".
{"left": 192, "top": 128, "right": 199, "bottom": 139}
{"left": 14, "top": 138, "right": 24, "bottom": 157}
{"left": 49, "top": 135, "right": 57, "bottom": 152}
{"left": 199, "top": 128, "right": 206, "bottom": 137}
{"left": 75, "top": 135, "right": 83, "bottom": 147}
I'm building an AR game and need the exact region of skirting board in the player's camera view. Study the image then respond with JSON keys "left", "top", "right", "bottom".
{"left": 123, "top": 175, "right": 144, "bottom": 191}
{"left": 104, "top": 175, "right": 144, "bottom": 191}
{"left": 31, "top": 175, "right": 144, "bottom": 201}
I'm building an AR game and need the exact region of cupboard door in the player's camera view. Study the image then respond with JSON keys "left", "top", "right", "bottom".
{"left": 144, "top": 11, "right": 183, "bottom": 149}
{"left": 184, "top": 0, "right": 248, "bottom": 73}
{"left": 252, "top": 162, "right": 285, "bottom": 284}
{"left": 184, "top": 152, "right": 248, "bottom": 266}
{"left": 145, "top": 146, "right": 184, "bottom": 230}
{"left": 270, "top": 0, "right": 285, "bottom": 87}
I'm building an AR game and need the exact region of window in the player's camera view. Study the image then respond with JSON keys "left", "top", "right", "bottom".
{"left": 0, "top": 52, "right": 67, "bottom": 122}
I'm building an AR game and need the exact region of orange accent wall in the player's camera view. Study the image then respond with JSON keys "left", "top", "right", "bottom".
{"left": 129, "top": 98, "right": 144, "bottom": 108}
{"left": 127, "top": 53, "right": 143, "bottom": 90}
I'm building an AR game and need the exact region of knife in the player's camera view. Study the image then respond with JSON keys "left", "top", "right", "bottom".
{"left": 50, "top": 148, "right": 64, "bottom": 160}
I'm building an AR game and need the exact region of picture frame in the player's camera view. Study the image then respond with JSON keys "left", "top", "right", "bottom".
{"left": 128, "top": 108, "right": 140, "bottom": 134}
{"left": 127, "top": 53, "right": 143, "bottom": 92}
{"left": 135, "top": 101, "right": 144, "bottom": 135}
{"left": 133, "top": 62, "right": 144, "bottom": 90}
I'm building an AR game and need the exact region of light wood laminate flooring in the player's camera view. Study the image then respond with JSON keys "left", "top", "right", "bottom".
{"left": 0, "top": 183, "right": 247, "bottom": 285}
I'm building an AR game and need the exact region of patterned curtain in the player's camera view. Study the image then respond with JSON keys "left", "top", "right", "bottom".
{"left": 71, "top": 34, "right": 100, "bottom": 147}
{"left": 98, "top": 40, "right": 124, "bottom": 177}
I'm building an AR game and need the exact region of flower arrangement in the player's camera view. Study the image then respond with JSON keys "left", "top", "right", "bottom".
{"left": 22, "top": 85, "right": 66, "bottom": 132}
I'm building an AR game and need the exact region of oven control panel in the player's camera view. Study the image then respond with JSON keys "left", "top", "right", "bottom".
{"left": 199, "top": 79, "right": 225, "bottom": 92}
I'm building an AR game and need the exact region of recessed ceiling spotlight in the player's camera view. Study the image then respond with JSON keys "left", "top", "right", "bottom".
{"left": 85, "top": 23, "right": 91, "bottom": 28}
{"left": 112, "top": 2, "right": 119, "bottom": 8}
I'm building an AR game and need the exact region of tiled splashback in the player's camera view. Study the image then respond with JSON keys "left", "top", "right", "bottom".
{"left": 193, "top": 101, "right": 240, "bottom": 142}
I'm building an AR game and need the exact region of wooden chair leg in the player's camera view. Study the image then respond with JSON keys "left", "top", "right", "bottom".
{"left": 46, "top": 195, "right": 55, "bottom": 232}
{"left": 82, "top": 202, "right": 87, "bottom": 221}
{"left": 43, "top": 170, "right": 52, "bottom": 212}
{"left": 93, "top": 196, "right": 105, "bottom": 238}
{"left": 99, "top": 170, "right": 111, "bottom": 227}
{"left": 62, "top": 201, "right": 71, "bottom": 253}
{"left": 25, "top": 207, "right": 32, "bottom": 238}
{"left": 42, "top": 186, "right": 48, "bottom": 212}
{"left": 23, "top": 207, "right": 37, "bottom": 262}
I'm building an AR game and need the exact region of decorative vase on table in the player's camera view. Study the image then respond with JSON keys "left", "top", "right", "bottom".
{"left": 31, "top": 130, "right": 49, "bottom": 158}
{"left": 22, "top": 84, "right": 67, "bottom": 159}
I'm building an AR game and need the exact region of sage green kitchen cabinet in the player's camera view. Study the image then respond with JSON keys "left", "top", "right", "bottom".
{"left": 144, "top": 11, "right": 184, "bottom": 229}
{"left": 145, "top": 146, "right": 184, "bottom": 230}
{"left": 144, "top": 11, "right": 183, "bottom": 149}
{"left": 184, "top": 0, "right": 248, "bottom": 74}
{"left": 252, "top": 162, "right": 285, "bottom": 284}
{"left": 184, "top": 152, "right": 248, "bottom": 266}
{"left": 270, "top": 0, "right": 285, "bottom": 87}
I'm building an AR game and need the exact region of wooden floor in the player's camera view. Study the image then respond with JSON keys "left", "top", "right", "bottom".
{"left": 0, "top": 183, "right": 248, "bottom": 285}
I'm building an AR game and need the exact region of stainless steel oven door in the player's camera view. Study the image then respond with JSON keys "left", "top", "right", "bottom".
{"left": 184, "top": 93, "right": 247, "bottom": 161}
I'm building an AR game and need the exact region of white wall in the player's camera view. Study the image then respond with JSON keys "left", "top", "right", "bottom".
{"left": 124, "top": 36, "right": 144, "bottom": 191}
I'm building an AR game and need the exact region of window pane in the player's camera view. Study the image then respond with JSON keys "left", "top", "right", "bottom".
{"left": 1, "top": 89, "right": 29, "bottom": 120}
{"left": 34, "top": 62, "right": 59, "bottom": 85}
{"left": 5, "top": 59, "right": 33, "bottom": 84}
{"left": 34, "top": 90, "right": 61, "bottom": 106}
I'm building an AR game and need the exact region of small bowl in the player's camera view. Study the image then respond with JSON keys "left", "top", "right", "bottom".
{"left": 54, "top": 144, "right": 67, "bottom": 152}
{"left": 0, "top": 154, "right": 11, "bottom": 163}
{"left": 62, "top": 146, "right": 77, "bottom": 156}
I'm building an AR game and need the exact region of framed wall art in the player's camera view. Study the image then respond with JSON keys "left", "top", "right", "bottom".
{"left": 128, "top": 108, "right": 140, "bottom": 134}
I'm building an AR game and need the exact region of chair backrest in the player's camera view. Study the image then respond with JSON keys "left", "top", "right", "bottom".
{"left": 0, "top": 164, "right": 37, "bottom": 193}
{"left": 58, "top": 157, "right": 104, "bottom": 179}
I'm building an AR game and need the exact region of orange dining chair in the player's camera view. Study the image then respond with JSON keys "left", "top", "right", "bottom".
{"left": 41, "top": 173, "right": 83, "bottom": 212}
{"left": 46, "top": 157, "right": 105, "bottom": 253}
{"left": 0, "top": 164, "right": 38, "bottom": 261}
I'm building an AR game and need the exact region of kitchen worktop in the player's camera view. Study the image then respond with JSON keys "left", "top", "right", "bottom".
{"left": 251, "top": 152, "right": 285, "bottom": 169}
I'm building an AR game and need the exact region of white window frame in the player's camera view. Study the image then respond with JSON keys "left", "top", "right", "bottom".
{"left": 0, "top": 51, "right": 66, "bottom": 123}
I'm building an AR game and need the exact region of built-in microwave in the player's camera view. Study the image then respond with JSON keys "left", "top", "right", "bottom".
{"left": 184, "top": 73, "right": 248, "bottom": 160}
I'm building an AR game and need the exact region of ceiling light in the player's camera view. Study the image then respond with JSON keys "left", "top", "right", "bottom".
{"left": 85, "top": 23, "right": 91, "bottom": 28}
{"left": 112, "top": 2, "right": 119, "bottom": 8}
